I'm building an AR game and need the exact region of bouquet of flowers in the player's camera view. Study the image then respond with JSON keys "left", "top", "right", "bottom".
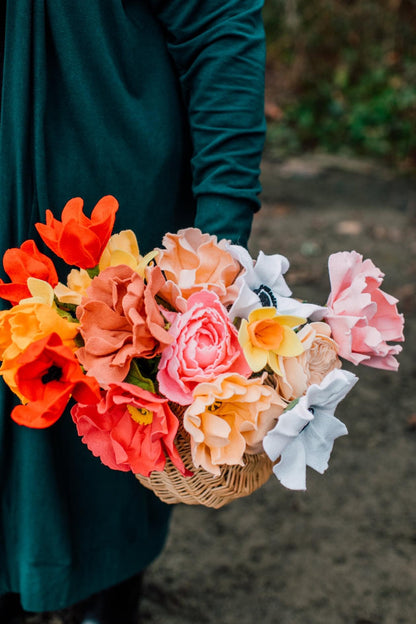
{"left": 0, "top": 196, "right": 405, "bottom": 507}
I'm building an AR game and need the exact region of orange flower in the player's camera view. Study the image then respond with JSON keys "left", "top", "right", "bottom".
{"left": 0, "top": 240, "right": 58, "bottom": 305}
{"left": 76, "top": 264, "right": 172, "bottom": 385}
{"left": 183, "top": 373, "right": 285, "bottom": 475}
{"left": 35, "top": 195, "right": 118, "bottom": 269}
{"left": 0, "top": 300, "right": 79, "bottom": 398}
{"left": 156, "top": 228, "right": 242, "bottom": 312}
{"left": 11, "top": 333, "right": 101, "bottom": 429}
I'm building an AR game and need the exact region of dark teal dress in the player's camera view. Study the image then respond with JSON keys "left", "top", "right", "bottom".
{"left": 0, "top": 0, "right": 266, "bottom": 611}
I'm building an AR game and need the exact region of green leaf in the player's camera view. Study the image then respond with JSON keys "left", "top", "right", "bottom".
{"left": 125, "top": 360, "right": 156, "bottom": 393}
{"left": 86, "top": 265, "right": 100, "bottom": 279}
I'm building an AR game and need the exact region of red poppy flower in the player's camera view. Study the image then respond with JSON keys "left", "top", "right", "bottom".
{"left": 11, "top": 333, "right": 101, "bottom": 429}
{"left": 35, "top": 195, "right": 119, "bottom": 269}
{"left": 72, "top": 381, "right": 190, "bottom": 477}
{"left": 0, "top": 240, "right": 58, "bottom": 305}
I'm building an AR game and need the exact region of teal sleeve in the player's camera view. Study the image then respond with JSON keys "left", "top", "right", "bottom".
{"left": 148, "top": 0, "right": 266, "bottom": 245}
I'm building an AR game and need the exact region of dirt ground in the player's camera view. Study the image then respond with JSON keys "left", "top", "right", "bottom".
{"left": 139, "top": 156, "right": 416, "bottom": 624}
{"left": 28, "top": 156, "right": 416, "bottom": 624}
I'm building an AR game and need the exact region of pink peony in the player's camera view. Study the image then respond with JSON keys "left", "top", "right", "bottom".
{"left": 71, "top": 382, "right": 187, "bottom": 477}
{"left": 324, "top": 251, "right": 404, "bottom": 370}
{"left": 157, "top": 291, "right": 251, "bottom": 405}
{"left": 156, "top": 228, "right": 242, "bottom": 312}
{"left": 76, "top": 264, "right": 172, "bottom": 384}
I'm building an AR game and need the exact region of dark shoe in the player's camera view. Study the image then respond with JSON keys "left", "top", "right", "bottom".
{"left": 0, "top": 593, "right": 26, "bottom": 624}
{"left": 79, "top": 573, "right": 143, "bottom": 624}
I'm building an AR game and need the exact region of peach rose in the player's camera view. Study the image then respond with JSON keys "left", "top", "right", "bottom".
{"left": 276, "top": 322, "right": 341, "bottom": 402}
{"left": 183, "top": 373, "right": 286, "bottom": 475}
{"left": 76, "top": 264, "right": 172, "bottom": 385}
{"left": 324, "top": 251, "right": 404, "bottom": 370}
{"left": 157, "top": 290, "right": 251, "bottom": 405}
{"left": 156, "top": 228, "right": 242, "bottom": 312}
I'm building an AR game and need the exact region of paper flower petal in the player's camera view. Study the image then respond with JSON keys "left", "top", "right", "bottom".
{"left": 263, "top": 369, "right": 357, "bottom": 490}
{"left": 272, "top": 438, "right": 307, "bottom": 491}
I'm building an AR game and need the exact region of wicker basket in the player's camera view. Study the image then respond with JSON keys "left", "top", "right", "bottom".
{"left": 136, "top": 404, "right": 274, "bottom": 509}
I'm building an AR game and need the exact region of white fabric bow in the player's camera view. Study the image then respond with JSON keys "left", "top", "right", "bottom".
{"left": 263, "top": 369, "right": 358, "bottom": 490}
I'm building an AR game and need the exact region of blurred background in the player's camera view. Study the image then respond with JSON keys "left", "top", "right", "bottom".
{"left": 263, "top": 0, "right": 416, "bottom": 169}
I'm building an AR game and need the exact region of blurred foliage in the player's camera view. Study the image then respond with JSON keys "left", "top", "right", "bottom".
{"left": 264, "top": 0, "right": 416, "bottom": 167}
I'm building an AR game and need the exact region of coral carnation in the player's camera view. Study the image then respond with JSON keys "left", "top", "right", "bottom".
{"left": 72, "top": 382, "right": 187, "bottom": 477}
{"left": 76, "top": 264, "right": 172, "bottom": 384}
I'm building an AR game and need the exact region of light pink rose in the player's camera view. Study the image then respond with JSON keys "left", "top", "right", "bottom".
{"left": 324, "top": 251, "right": 404, "bottom": 370}
{"left": 157, "top": 291, "right": 251, "bottom": 405}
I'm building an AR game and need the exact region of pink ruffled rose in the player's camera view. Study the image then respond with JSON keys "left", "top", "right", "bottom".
{"left": 76, "top": 264, "right": 172, "bottom": 384}
{"left": 157, "top": 290, "right": 251, "bottom": 405}
{"left": 71, "top": 382, "right": 187, "bottom": 477}
{"left": 324, "top": 251, "right": 404, "bottom": 370}
{"left": 156, "top": 228, "right": 242, "bottom": 312}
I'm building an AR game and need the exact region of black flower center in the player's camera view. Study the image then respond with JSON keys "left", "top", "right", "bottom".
{"left": 253, "top": 284, "right": 277, "bottom": 308}
{"left": 41, "top": 365, "right": 63, "bottom": 385}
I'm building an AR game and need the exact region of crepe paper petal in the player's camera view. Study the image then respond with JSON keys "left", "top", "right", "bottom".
{"left": 263, "top": 401, "right": 313, "bottom": 462}
{"left": 324, "top": 251, "right": 404, "bottom": 370}
{"left": 263, "top": 369, "right": 358, "bottom": 490}
{"left": 0, "top": 240, "right": 58, "bottom": 305}
{"left": 228, "top": 248, "right": 325, "bottom": 321}
{"left": 302, "top": 411, "right": 348, "bottom": 474}
{"left": 156, "top": 228, "right": 242, "bottom": 311}
{"left": 11, "top": 332, "right": 101, "bottom": 429}
{"left": 183, "top": 372, "right": 285, "bottom": 475}
{"left": 21, "top": 278, "right": 55, "bottom": 306}
{"left": 239, "top": 308, "right": 306, "bottom": 375}
{"left": 72, "top": 382, "right": 189, "bottom": 477}
{"left": 35, "top": 196, "right": 118, "bottom": 269}
{"left": 76, "top": 265, "right": 172, "bottom": 385}
{"left": 273, "top": 438, "right": 308, "bottom": 491}
{"left": 157, "top": 290, "right": 250, "bottom": 406}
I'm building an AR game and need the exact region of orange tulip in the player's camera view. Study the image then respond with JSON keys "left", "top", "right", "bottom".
{"left": 11, "top": 333, "right": 101, "bottom": 429}
{"left": 0, "top": 240, "right": 58, "bottom": 305}
{"left": 35, "top": 195, "right": 118, "bottom": 269}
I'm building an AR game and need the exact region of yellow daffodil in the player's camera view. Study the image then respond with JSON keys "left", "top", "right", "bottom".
{"left": 99, "top": 230, "right": 158, "bottom": 278}
{"left": 238, "top": 307, "right": 306, "bottom": 375}
{"left": 21, "top": 277, "right": 55, "bottom": 306}
{"left": 54, "top": 268, "right": 92, "bottom": 306}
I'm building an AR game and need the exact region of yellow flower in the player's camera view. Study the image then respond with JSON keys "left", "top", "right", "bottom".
{"left": 54, "top": 269, "right": 92, "bottom": 306}
{"left": 99, "top": 230, "right": 158, "bottom": 278}
{"left": 0, "top": 300, "right": 79, "bottom": 398}
{"left": 238, "top": 307, "right": 305, "bottom": 375}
